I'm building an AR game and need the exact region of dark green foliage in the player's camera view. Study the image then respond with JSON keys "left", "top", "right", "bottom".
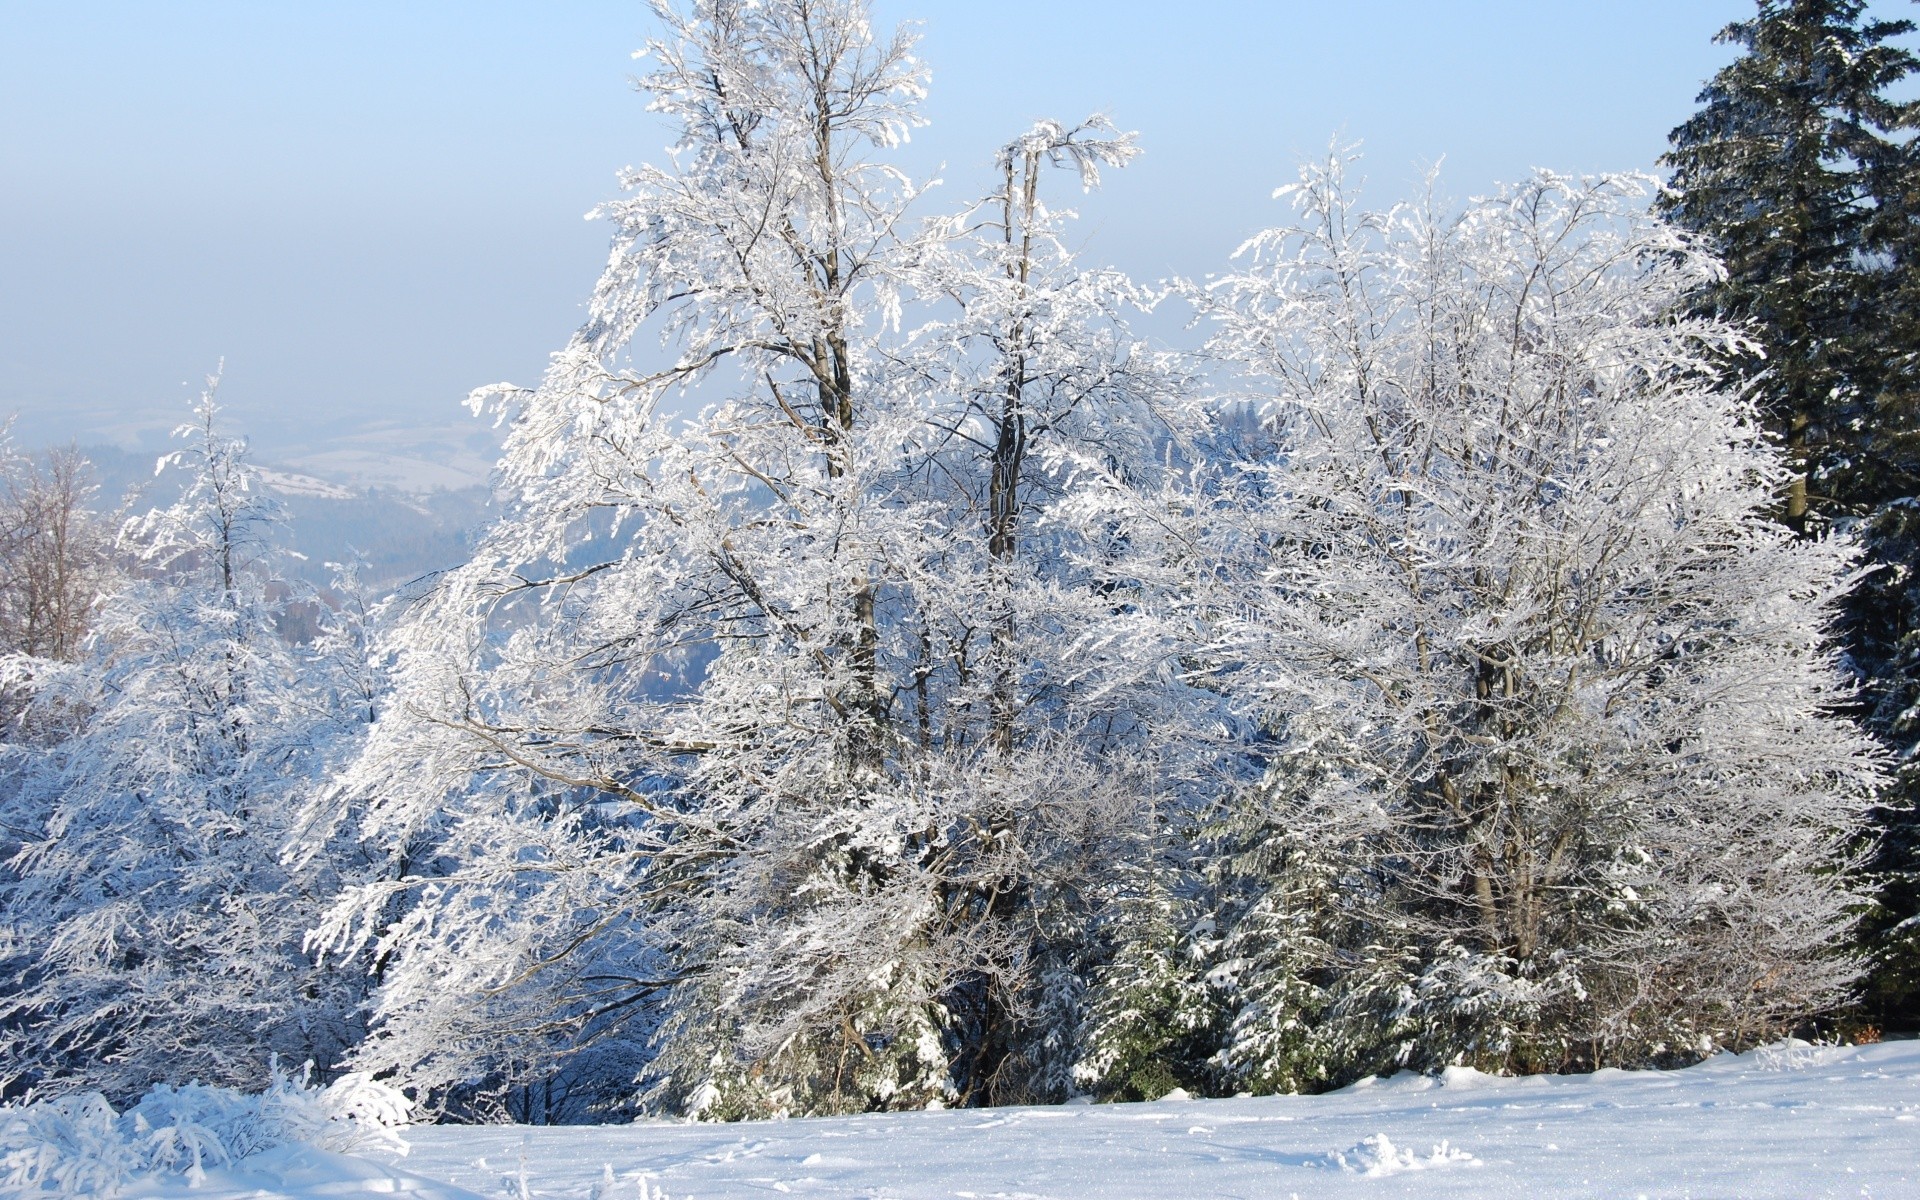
{"left": 1662, "top": 0, "right": 1920, "bottom": 1032}
{"left": 1205, "top": 816, "right": 1355, "bottom": 1095}
{"left": 1073, "top": 858, "right": 1222, "bottom": 1102}
{"left": 1660, "top": 0, "right": 1920, "bottom": 518}
{"left": 1846, "top": 498, "right": 1920, "bottom": 1026}
{"left": 1204, "top": 782, "right": 1612, "bottom": 1094}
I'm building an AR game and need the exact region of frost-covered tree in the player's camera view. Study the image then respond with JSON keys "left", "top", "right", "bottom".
{"left": 0, "top": 441, "right": 111, "bottom": 668}
{"left": 317, "top": 0, "right": 950, "bottom": 1118}
{"left": 0, "top": 382, "right": 378, "bottom": 1100}
{"left": 320, "top": 0, "right": 1218, "bottom": 1118}
{"left": 1660, "top": 0, "right": 1920, "bottom": 1034}
{"left": 1189, "top": 159, "right": 1884, "bottom": 1084}
{"left": 883, "top": 116, "right": 1223, "bottom": 1104}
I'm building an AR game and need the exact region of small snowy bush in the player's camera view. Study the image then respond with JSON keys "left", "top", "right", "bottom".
{"left": 1330, "top": 1133, "right": 1479, "bottom": 1177}
{"left": 0, "top": 1069, "right": 411, "bottom": 1197}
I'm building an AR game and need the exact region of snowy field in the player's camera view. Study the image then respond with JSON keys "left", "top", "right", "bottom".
{"left": 115, "top": 1041, "right": 1919, "bottom": 1200}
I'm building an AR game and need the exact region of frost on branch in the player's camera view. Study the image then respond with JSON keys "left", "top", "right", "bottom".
{"left": 326, "top": 0, "right": 1225, "bottom": 1118}
{"left": 0, "top": 378, "right": 380, "bottom": 1101}
{"left": 1188, "top": 155, "right": 1884, "bottom": 1083}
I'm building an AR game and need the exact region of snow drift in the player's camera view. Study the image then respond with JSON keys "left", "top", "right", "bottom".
{"left": 0, "top": 1071, "right": 409, "bottom": 1198}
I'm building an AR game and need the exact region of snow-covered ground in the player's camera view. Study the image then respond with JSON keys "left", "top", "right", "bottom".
{"left": 102, "top": 1040, "right": 1914, "bottom": 1200}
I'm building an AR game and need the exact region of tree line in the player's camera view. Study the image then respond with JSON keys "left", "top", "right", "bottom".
{"left": 0, "top": 0, "right": 1913, "bottom": 1122}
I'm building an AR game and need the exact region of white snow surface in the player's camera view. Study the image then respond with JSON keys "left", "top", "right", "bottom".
{"left": 252, "top": 468, "right": 360, "bottom": 501}
{"left": 97, "top": 1042, "right": 1920, "bottom": 1199}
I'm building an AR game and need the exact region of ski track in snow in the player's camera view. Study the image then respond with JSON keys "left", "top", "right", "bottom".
{"left": 137, "top": 1041, "right": 1920, "bottom": 1199}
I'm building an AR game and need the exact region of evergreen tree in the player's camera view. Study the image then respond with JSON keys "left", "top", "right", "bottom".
{"left": 1072, "top": 843, "right": 1221, "bottom": 1102}
{"left": 1850, "top": 497, "right": 1920, "bottom": 1025}
{"left": 0, "top": 382, "right": 377, "bottom": 1100}
{"left": 1659, "top": 0, "right": 1920, "bottom": 523}
{"left": 1201, "top": 762, "right": 1374, "bottom": 1095}
{"left": 1661, "top": 0, "right": 1920, "bottom": 1031}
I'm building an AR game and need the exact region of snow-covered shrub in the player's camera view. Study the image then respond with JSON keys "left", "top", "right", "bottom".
{"left": 262, "top": 1071, "right": 413, "bottom": 1157}
{"left": 0, "top": 1070, "right": 411, "bottom": 1197}
{"left": 1188, "top": 156, "right": 1884, "bottom": 1084}
{"left": 0, "top": 1094, "right": 125, "bottom": 1198}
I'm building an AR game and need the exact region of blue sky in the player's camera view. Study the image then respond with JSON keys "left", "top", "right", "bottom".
{"left": 0, "top": 2, "right": 1824, "bottom": 457}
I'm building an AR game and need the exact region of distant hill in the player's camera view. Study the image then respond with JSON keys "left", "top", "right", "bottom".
{"left": 76, "top": 442, "right": 493, "bottom": 594}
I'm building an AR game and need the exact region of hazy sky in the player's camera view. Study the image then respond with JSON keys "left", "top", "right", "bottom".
{"left": 0, "top": 2, "right": 1822, "bottom": 458}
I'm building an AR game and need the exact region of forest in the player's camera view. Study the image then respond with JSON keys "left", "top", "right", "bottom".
{"left": 1, "top": 0, "right": 1917, "bottom": 1129}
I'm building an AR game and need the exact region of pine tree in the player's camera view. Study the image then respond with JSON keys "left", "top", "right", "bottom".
{"left": 1661, "top": 0, "right": 1920, "bottom": 1032}
{"left": 1071, "top": 860, "right": 1220, "bottom": 1103}
{"left": 1850, "top": 498, "right": 1920, "bottom": 1026}
{"left": 1659, "top": 0, "right": 1920, "bottom": 524}
{"left": 1203, "top": 760, "right": 1373, "bottom": 1095}
{"left": 0, "top": 381, "right": 376, "bottom": 1100}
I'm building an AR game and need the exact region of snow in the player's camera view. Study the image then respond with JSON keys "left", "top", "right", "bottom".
{"left": 253, "top": 468, "right": 360, "bottom": 501}
{"left": 17, "top": 1041, "right": 1916, "bottom": 1198}
{"left": 122, "top": 1146, "right": 486, "bottom": 1200}
{"left": 354, "top": 1041, "right": 1910, "bottom": 1200}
